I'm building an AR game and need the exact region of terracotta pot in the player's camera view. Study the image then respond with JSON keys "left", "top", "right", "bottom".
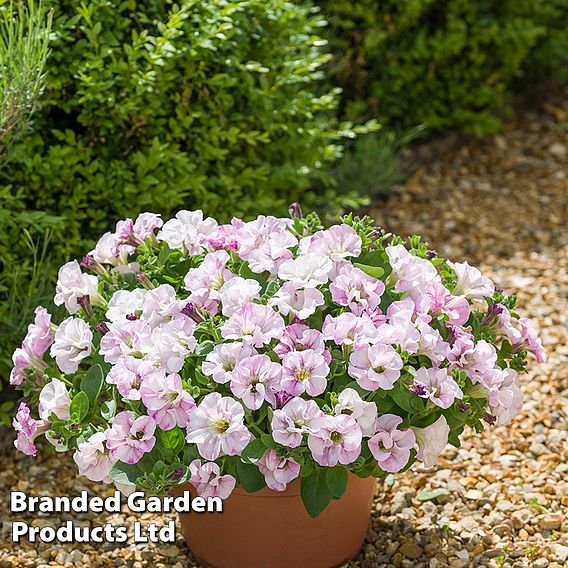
{"left": 174, "top": 474, "right": 376, "bottom": 568}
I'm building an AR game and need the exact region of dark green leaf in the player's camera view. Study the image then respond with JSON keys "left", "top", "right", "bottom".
{"left": 70, "top": 392, "right": 90, "bottom": 422}
{"left": 236, "top": 461, "right": 266, "bottom": 493}
{"left": 81, "top": 364, "right": 104, "bottom": 405}
{"left": 326, "top": 466, "right": 348, "bottom": 499}
{"left": 301, "top": 468, "right": 333, "bottom": 518}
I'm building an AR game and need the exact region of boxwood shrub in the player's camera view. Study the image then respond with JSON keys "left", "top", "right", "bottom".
{"left": 0, "top": 0, "right": 364, "bottom": 383}
{"left": 318, "top": 0, "right": 550, "bottom": 135}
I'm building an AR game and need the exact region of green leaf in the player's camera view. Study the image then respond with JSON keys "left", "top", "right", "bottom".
{"left": 236, "top": 461, "right": 266, "bottom": 493}
{"left": 326, "top": 466, "right": 348, "bottom": 499}
{"left": 156, "top": 427, "right": 185, "bottom": 458}
{"left": 301, "top": 468, "right": 333, "bottom": 518}
{"left": 240, "top": 438, "right": 268, "bottom": 464}
{"left": 101, "top": 399, "right": 117, "bottom": 421}
{"left": 80, "top": 364, "right": 104, "bottom": 405}
{"left": 70, "top": 392, "right": 90, "bottom": 422}
{"left": 354, "top": 263, "right": 384, "bottom": 279}
{"left": 417, "top": 488, "right": 450, "bottom": 502}
{"left": 109, "top": 460, "right": 144, "bottom": 486}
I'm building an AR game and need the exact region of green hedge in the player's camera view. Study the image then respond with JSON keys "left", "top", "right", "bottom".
{"left": 0, "top": 0, "right": 362, "bottom": 380}
{"left": 318, "top": 0, "right": 564, "bottom": 135}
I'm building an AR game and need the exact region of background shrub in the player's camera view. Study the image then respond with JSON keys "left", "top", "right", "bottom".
{"left": 0, "top": 0, "right": 368, "bottom": 382}
{"left": 317, "top": 0, "right": 553, "bottom": 135}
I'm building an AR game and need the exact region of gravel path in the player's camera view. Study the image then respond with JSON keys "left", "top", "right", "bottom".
{"left": 1, "top": 90, "right": 567, "bottom": 568}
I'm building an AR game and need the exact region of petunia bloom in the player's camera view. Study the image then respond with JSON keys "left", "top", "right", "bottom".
{"left": 348, "top": 343, "right": 403, "bottom": 391}
{"left": 412, "top": 415, "right": 450, "bottom": 468}
{"left": 281, "top": 349, "right": 329, "bottom": 397}
{"left": 368, "top": 414, "right": 416, "bottom": 473}
{"left": 271, "top": 397, "right": 326, "bottom": 448}
{"left": 307, "top": 414, "right": 362, "bottom": 467}
{"left": 334, "top": 388, "right": 377, "bottom": 437}
{"left": 221, "top": 303, "right": 284, "bottom": 348}
{"left": 38, "top": 378, "right": 71, "bottom": 421}
{"left": 50, "top": 317, "right": 93, "bottom": 373}
{"left": 230, "top": 354, "right": 281, "bottom": 410}
{"left": 105, "top": 412, "right": 156, "bottom": 465}
{"left": 185, "top": 393, "right": 251, "bottom": 461}
{"left": 74, "top": 432, "right": 116, "bottom": 482}
{"left": 412, "top": 367, "right": 463, "bottom": 409}
{"left": 189, "top": 459, "right": 236, "bottom": 499}
{"left": 256, "top": 449, "right": 300, "bottom": 491}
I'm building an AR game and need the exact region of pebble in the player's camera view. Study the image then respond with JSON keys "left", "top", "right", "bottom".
{"left": 553, "top": 544, "right": 568, "bottom": 562}
{"left": 399, "top": 541, "right": 423, "bottom": 559}
{"left": 539, "top": 513, "right": 564, "bottom": 530}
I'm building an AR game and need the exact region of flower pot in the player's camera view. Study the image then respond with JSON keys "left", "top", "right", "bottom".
{"left": 174, "top": 474, "right": 376, "bottom": 568}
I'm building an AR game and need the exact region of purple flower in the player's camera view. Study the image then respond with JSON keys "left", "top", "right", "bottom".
{"left": 105, "top": 411, "right": 156, "bottom": 465}
{"left": 308, "top": 414, "right": 362, "bottom": 467}
{"left": 271, "top": 397, "right": 326, "bottom": 448}
{"left": 230, "top": 354, "right": 281, "bottom": 410}
{"left": 185, "top": 393, "right": 251, "bottom": 461}
{"left": 189, "top": 459, "right": 236, "bottom": 500}
{"left": 413, "top": 367, "right": 463, "bottom": 409}
{"left": 368, "top": 414, "right": 416, "bottom": 473}
{"left": 257, "top": 449, "right": 300, "bottom": 491}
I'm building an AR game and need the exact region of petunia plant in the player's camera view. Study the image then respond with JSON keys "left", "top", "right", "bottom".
{"left": 10, "top": 208, "right": 546, "bottom": 517}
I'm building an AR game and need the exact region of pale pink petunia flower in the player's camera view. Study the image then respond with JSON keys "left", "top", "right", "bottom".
{"left": 368, "top": 414, "right": 416, "bottom": 473}
{"left": 106, "top": 289, "right": 146, "bottom": 322}
{"left": 221, "top": 303, "right": 285, "bottom": 347}
{"left": 141, "top": 284, "right": 184, "bottom": 327}
{"left": 106, "top": 357, "right": 164, "bottom": 400}
{"left": 273, "top": 324, "right": 330, "bottom": 363}
{"left": 348, "top": 343, "right": 403, "bottom": 391}
{"left": 184, "top": 250, "right": 235, "bottom": 314}
{"left": 105, "top": 411, "right": 156, "bottom": 465}
{"left": 202, "top": 342, "right": 256, "bottom": 384}
{"left": 281, "top": 349, "right": 329, "bottom": 397}
{"left": 330, "top": 264, "right": 384, "bottom": 315}
{"left": 322, "top": 312, "right": 378, "bottom": 349}
{"left": 140, "top": 372, "right": 195, "bottom": 430}
{"left": 218, "top": 277, "right": 261, "bottom": 317}
{"left": 189, "top": 459, "right": 236, "bottom": 500}
{"left": 386, "top": 244, "right": 440, "bottom": 299}
{"left": 22, "top": 306, "right": 54, "bottom": 358}
{"left": 270, "top": 282, "right": 325, "bottom": 320}
{"left": 74, "top": 432, "right": 116, "bottom": 482}
{"left": 54, "top": 260, "right": 102, "bottom": 314}
{"left": 479, "top": 367, "right": 523, "bottom": 425}
{"left": 412, "top": 367, "right": 463, "bottom": 409}
{"left": 157, "top": 209, "right": 218, "bottom": 255}
{"left": 50, "top": 317, "right": 93, "bottom": 373}
{"left": 513, "top": 318, "right": 547, "bottom": 363}
{"left": 307, "top": 414, "right": 362, "bottom": 467}
{"left": 335, "top": 388, "right": 377, "bottom": 437}
{"left": 13, "top": 402, "right": 42, "bottom": 456}
{"left": 299, "top": 224, "right": 362, "bottom": 262}
{"left": 149, "top": 316, "right": 197, "bottom": 372}
{"left": 185, "top": 393, "right": 251, "bottom": 461}
{"left": 412, "top": 415, "right": 450, "bottom": 468}
{"left": 277, "top": 253, "right": 333, "bottom": 288}
{"left": 230, "top": 354, "right": 281, "bottom": 410}
{"left": 99, "top": 319, "right": 153, "bottom": 364}
{"left": 447, "top": 260, "right": 495, "bottom": 300}
{"left": 256, "top": 449, "right": 300, "bottom": 491}
{"left": 38, "top": 378, "right": 71, "bottom": 421}
{"left": 271, "top": 397, "right": 326, "bottom": 448}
